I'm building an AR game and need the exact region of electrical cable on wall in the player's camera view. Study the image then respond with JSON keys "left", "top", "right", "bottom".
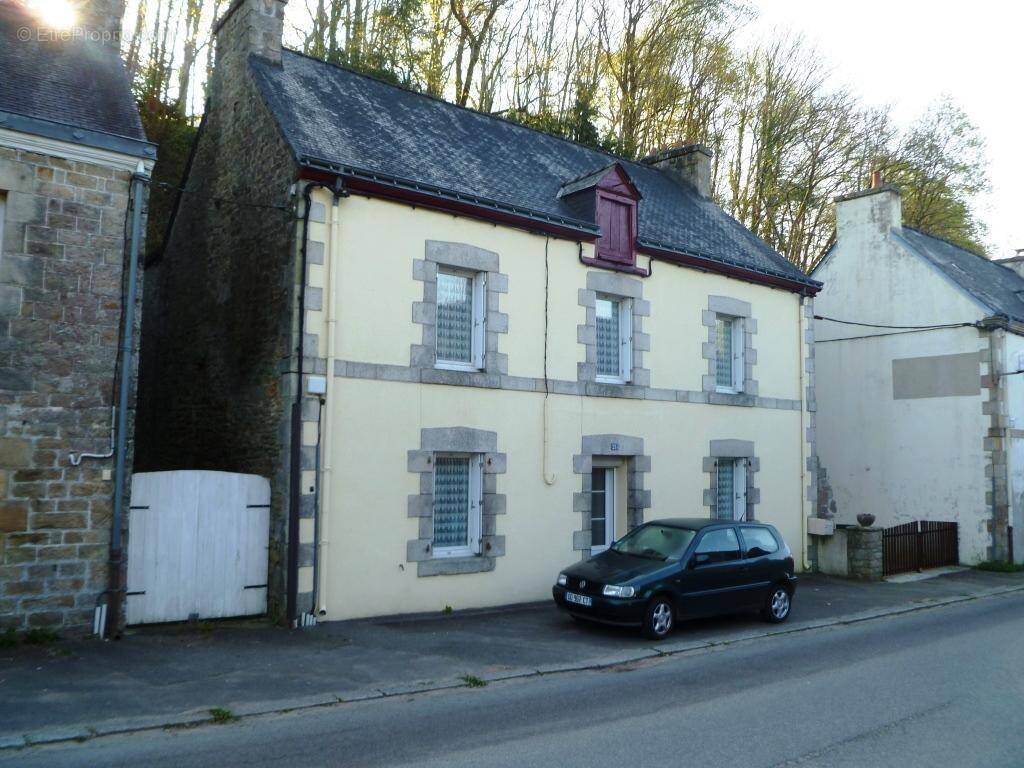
{"left": 814, "top": 314, "right": 978, "bottom": 343}
{"left": 814, "top": 314, "right": 975, "bottom": 331}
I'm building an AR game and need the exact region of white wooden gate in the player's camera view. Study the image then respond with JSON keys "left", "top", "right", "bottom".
{"left": 126, "top": 470, "right": 270, "bottom": 625}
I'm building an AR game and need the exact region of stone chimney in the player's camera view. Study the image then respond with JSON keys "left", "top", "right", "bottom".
{"left": 642, "top": 144, "right": 713, "bottom": 198}
{"left": 834, "top": 174, "right": 903, "bottom": 244}
{"left": 81, "top": 0, "right": 126, "bottom": 43}
{"left": 213, "top": 0, "right": 287, "bottom": 65}
{"left": 208, "top": 0, "right": 287, "bottom": 106}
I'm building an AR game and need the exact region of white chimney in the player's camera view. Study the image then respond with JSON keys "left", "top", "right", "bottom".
{"left": 835, "top": 173, "right": 902, "bottom": 244}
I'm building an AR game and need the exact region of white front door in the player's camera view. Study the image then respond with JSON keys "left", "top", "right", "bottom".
{"left": 716, "top": 459, "right": 747, "bottom": 521}
{"left": 591, "top": 467, "right": 616, "bottom": 552}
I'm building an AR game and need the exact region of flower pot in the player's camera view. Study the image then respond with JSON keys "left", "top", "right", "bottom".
{"left": 856, "top": 513, "right": 876, "bottom": 528}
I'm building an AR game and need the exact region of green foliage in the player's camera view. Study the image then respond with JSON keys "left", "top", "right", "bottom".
{"left": 442, "top": 605, "right": 453, "bottom": 615}
{"left": 975, "top": 560, "right": 1024, "bottom": 573}
{"left": 23, "top": 627, "right": 59, "bottom": 645}
{"left": 503, "top": 92, "right": 614, "bottom": 153}
{"left": 878, "top": 97, "right": 989, "bottom": 255}
{"left": 208, "top": 707, "right": 237, "bottom": 723}
{"left": 135, "top": 96, "right": 200, "bottom": 263}
{"left": 460, "top": 674, "right": 488, "bottom": 688}
{"left": 307, "top": 0, "right": 426, "bottom": 88}
{"left": 0, "top": 627, "right": 18, "bottom": 648}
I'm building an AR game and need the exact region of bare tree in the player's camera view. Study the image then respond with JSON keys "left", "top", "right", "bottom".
{"left": 450, "top": 0, "right": 508, "bottom": 106}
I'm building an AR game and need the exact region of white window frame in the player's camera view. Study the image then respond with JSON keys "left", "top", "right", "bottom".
{"left": 715, "top": 315, "right": 744, "bottom": 394}
{"left": 435, "top": 268, "right": 487, "bottom": 372}
{"left": 431, "top": 452, "right": 483, "bottom": 559}
{"left": 595, "top": 294, "right": 633, "bottom": 384}
{"left": 716, "top": 458, "right": 747, "bottom": 521}
{"left": 590, "top": 465, "right": 616, "bottom": 553}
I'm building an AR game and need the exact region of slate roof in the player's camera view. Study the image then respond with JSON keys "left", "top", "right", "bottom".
{"left": 250, "top": 51, "right": 817, "bottom": 289}
{"left": 897, "top": 227, "right": 1024, "bottom": 322}
{"left": 0, "top": 3, "right": 151, "bottom": 157}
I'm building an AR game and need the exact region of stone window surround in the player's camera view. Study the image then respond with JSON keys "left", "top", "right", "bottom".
{"left": 803, "top": 297, "right": 819, "bottom": 519}
{"left": 702, "top": 439, "right": 760, "bottom": 521}
{"left": 406, "top": 427, "right": 507, "bottom": 577}
{"left": 981, "top": 326, "right": 1009, "bottom": 560}
{"left": 578, "top": 271, "right": 651, "bottom": 389}
{"left": 411, "top": 240, "right": 510, "bottom": 377}
{"left": 571, "top": 434, "right": 651, "bottom": 558}
{"left": 702, "top": 295, "right": 758, "bottom": 402}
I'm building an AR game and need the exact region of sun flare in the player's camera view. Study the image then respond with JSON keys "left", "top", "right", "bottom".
{"left": 26, "top": 0, "right": 78, "bottom": 30}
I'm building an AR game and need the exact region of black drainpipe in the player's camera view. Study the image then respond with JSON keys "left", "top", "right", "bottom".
{"left": 287, "top": 177, "right": 346, "bottom": 627}
{"left": 105, "top": 162, "right": 149, "bottom": 638}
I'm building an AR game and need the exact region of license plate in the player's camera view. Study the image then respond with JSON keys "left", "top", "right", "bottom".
{"left": 565, "top": 592, "right": 592, "bottom": 607}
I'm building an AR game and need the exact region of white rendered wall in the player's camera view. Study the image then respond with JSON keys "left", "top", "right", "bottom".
{"left": 813, "top": 189, "right": 991, "bottom": 563}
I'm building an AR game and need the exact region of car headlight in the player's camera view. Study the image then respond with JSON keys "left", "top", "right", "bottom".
{"left": 557, "top": 573, "right": 568, "bottom": 587}
{"left": 602, "top": 584, "right": 635, "bottom": 598}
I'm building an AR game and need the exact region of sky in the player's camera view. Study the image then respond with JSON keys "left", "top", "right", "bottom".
{"left": 746, "top": 0, "right": 1023, "bottom": 258}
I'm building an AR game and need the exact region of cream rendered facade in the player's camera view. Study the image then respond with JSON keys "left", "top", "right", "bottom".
{"left": 298, "top": 190, "right": 815, "bottom": 620}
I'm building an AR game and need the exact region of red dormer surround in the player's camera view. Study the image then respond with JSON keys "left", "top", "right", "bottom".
{"left": 558, "top": 163, "right": 643, "bottom": 274}
{"left": 593, "top": 166, "right": 639, "bottom": 267}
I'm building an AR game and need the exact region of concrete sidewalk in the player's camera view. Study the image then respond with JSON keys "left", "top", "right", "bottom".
{"left": 1, "top": 569, "right": 1022, "bottom": 749}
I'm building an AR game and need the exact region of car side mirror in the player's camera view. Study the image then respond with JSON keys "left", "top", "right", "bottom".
{"left": 690, "top": 553, "right": 711, "bottom": 569}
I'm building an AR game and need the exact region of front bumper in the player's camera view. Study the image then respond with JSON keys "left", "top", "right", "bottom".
{"left": 552, "top": 585, "right": 645, "bottom": 626}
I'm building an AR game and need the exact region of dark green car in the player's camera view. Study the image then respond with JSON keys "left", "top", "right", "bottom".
{"left": 552, "top": 518, "right": 797, "bottom": 639}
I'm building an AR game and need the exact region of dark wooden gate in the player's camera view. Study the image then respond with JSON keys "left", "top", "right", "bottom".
{"left": 883, "top": 521, "right": 959, "bottom": 576}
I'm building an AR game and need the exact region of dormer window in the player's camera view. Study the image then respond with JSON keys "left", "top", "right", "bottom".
{"left": 558, "top": 163, "right": 641, "bottom": 272}
{"left": 595, "top": 190, "right": 636, "bottom": 266}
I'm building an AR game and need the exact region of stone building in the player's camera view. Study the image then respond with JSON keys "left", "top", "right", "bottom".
{"left": 0, "top": 1, "right": 155, "bottom": 631}
{"left": 138, "top": 0, "right": 820, "bottom": 626}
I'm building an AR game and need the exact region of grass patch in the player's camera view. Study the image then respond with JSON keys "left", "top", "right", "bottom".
{"left": 0, "top": 627, "right": 18, "bottom": 648}
{"left": 460, "top": 674, "right": 487, "bottom": 688}
{"left": 208, "top": 707, "right": 237, "bottom": 724}
{"left": 23, "top": 627, "right": 58, "bottom": 645}
{"left": 975, "top": 560, "right": 1024, "bottom": 573}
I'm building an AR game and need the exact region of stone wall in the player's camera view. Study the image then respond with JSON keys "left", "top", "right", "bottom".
{"left": 817, "top": 526, "right": 883, "bottom": 581}
{"left": 846, "top": 527, "right": 883, "bottom": 581}
{"left": 0, "top": 147, "right": 142, "bottom": 631}
{"left": 134, "top": 0, "right": 299, "bottom": 621}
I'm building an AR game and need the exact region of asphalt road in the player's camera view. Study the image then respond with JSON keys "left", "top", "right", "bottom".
{"left": 6, "top": 591, "right": 1023, "bottom": 768}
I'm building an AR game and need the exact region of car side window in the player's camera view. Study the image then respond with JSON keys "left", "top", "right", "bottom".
{"left": 740, "top": 526, "right": 779, "bottom": 558}
{"left": 694, "top": 528, "right": 741, "bottom": 564}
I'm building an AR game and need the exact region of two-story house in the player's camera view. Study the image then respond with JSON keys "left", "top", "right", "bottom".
{"left": 814, "top": 179, "right": 1024, "bottom": 566}
{"left": 137, "top": 0, "right": 821, "bottom": 624}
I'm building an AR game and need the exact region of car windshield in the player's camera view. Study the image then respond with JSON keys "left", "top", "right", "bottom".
{"left": 611, "top": 525, "right": 696, "bottom": 562}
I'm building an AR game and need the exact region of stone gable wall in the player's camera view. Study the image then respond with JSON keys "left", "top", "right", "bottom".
{"left": 0, "top": 147, "right": 141, "bottom": 631}
{"left": 134, "top": 42, "right": 299, "bottom": 621}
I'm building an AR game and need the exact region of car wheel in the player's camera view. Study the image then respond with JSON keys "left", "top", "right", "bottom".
{"left": 762, "top": 585, "right": 792, "bottom": 623}
{"left": 642, "top": 596, "right": 675, "bottom": 640}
